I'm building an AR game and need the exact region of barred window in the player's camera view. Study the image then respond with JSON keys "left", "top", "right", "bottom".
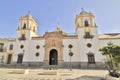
{"left": 88, "top": 54, "right": 95, "bottom": 64}
{"left": 9, "top": 44, "right": 13, "bottom": 50}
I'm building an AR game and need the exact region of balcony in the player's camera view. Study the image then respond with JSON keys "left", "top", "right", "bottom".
{"left": 18, "top": 37, "right": 26, "bottom": 40}
{"left": 84, "top": 35, "right": 94, "bottom": 39}
{"left": 0, "top": 48, "right": 6, "bottom": 52}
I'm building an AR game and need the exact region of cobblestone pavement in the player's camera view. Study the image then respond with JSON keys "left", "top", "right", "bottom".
{"left": 0, "top": 68, "right": 108, "bottom": 80}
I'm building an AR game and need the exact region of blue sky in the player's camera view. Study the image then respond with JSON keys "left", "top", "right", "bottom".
{"left": 0, "top": 0, "right": 120, "bottom": 38}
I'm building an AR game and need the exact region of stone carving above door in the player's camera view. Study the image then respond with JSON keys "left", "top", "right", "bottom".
{"left": 44, "top": 28, "right": 64, "bottom": 65}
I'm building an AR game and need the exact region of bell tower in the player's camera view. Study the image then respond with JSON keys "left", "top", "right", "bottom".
{"left": 17, "top": 12, "right": 38, "bottom": 40}
{"left": 75, "top": 9, "right": 98, "bottom": 39}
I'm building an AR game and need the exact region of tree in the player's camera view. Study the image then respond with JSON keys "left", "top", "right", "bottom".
{"left": 99, "top": 44, "right": 120, "bottom": 69}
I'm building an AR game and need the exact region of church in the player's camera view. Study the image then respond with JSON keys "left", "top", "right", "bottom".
{"left": 0, "top": 9, "right": 120, "bottom": 68}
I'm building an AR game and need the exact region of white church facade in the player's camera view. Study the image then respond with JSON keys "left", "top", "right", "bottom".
{"left": 0, "top": 10, "right": 120, "bottom": 68}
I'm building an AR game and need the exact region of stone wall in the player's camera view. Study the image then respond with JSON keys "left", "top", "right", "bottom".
{"left": 11, "top": 62, "right": 43, "bottom": 67}
{"left": 63, "top": 62, "right": 106, "bottom": 69}
{"left": 1, "top": 61, "right": 106, "bottom": 69}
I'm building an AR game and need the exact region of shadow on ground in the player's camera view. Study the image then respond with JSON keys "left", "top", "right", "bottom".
{"left": 67, "top": 75, "right": 105, "bottom": 80}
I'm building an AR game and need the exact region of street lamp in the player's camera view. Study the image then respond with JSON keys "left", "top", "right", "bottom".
{"left": 69, "top": 51, "right": 73, "bottom": 71}
{"left": 68, "top": 44, "right": 73, "bottom": 71}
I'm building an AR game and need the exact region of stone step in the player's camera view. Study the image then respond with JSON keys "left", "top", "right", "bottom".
{"left": 42, "top": 65, "right": 63, "bottom": 69}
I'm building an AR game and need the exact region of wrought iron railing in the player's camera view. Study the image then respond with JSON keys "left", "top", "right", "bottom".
{"left": 18, "top": 37, "right": 26, "bottom": 40}
{"left": 0, "top": 48, "right": 6, "bottom": 52}
{"left": 84, "top": 35, "right": 94, "bottom": 39}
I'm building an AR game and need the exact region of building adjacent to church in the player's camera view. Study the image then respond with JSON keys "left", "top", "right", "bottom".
{"left": 0, "top": 10, "right": 120, "bottom": 68}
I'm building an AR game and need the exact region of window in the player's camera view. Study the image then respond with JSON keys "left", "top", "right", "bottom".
{"left": 17, "top": 54, "right": 23, "bottom": 63}
{"left": 84, "top": 20, "right": 89, "bottom": 27}
{"left": 88, "top": 54, "right": 95, "bottom": 64}
{"left": 21, "top": 34, "right": 26, "bottom": 40}
{"left": 68, "top": 44, "right": 73, "bottom": 49}
{"left": 18, "top": 34, "right": 26, "bottom": 40}
{"left": 84, "top": 32, "right": 94, "bottom": 39}
{"left": 36, "top": 45, "right": 40, "bottom": 49}
{"left": 85, "top": 32, "right": 90, "bottom": 36}
{"left": 21, "top": 34, "right": 25, "bottom": 38}
{"left": 35, "top": 52, "right": 40, "bottom": 57}
{"left": 9, "top": 44, "right": 13, "bottom": 50}
{"left": 87, "top": 43, "right": 92, "bottom": 48}
{"left": 0, "top": 43, "right": 4, "bottom": 52}
{"left": 23, "top": 23, "right": 26, "bottom": 29}
{"left": 20, "top": 45, "right": 24, "bottom": 49}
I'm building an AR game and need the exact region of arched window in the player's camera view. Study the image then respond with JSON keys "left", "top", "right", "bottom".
{"left": 84, "top": 20, "right": 89, "bottom": 27}
{"left": 9, "top": 44, "right": 13, "bottom": 50}
{"left": 23, "top": 23, "right": 26, "bottom": 29}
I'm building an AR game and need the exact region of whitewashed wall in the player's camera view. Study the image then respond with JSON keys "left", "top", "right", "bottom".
{"left": 29, "top": 39, "right": 45, "bottom": 62}
{"left": 63, "top": 39, "right": 80, "bottom": 62}
{"left": 77, "top": 28, "right": 106, "bottom": 62}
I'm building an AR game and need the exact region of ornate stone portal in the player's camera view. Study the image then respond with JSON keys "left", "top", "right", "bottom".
{"left": 43, "top": 28, "right": 64, "bottom": 66}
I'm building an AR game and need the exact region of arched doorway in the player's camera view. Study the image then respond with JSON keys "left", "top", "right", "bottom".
{"left": 49, "top": 49, "right": 58, "bottom": 65}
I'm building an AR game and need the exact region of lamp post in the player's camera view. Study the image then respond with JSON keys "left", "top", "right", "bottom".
{"left": 68, "top": 44, "right": 73, "bottom": 71}
{"left": 69, "top": 50, "right": 73, "bottom": 71}
{"left": 102, "top": 59, "right": 107, "bottom": 69}
{"left": 21, "top": 50, "right": 25, "bottom": 67}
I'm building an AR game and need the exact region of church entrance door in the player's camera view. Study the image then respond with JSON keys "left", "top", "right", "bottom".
{"left": 49, "top": 49, "right": 58, "bottom": 65}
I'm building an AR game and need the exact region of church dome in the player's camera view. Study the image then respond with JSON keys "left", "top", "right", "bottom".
{"left": 80, "top": 10, "right": 89, "bottom": 15}
{"left": 22, "top": 12, "right": 32, "bottom": 18}
{"left": 79, "top": 8, "right": 90, "bottom": 15}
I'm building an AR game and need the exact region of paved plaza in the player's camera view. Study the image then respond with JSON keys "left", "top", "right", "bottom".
{"left": 0, "top": 68, "right": 108, "bottom": 80}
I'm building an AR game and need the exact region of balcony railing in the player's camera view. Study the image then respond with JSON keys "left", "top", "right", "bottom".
{"left": 18, "top": 37, "right": 26, "bottom": 40}
{"left": 84, "top": 35, "right": 94, "bottom": 39}
{"left": 0, "top": 48, "right": 6, "bottom": 52}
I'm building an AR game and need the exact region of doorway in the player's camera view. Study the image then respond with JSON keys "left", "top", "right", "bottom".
{"left": 7, "top": 54, "right": 12, "bottom": 64}
{"left": 49, "top": 49, "right": 58, "bottom": 65}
